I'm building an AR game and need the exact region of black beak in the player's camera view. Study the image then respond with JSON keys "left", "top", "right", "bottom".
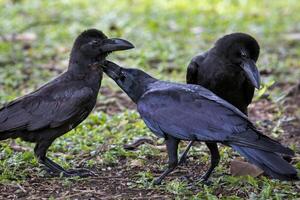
{"left": 241, "top": 59, "right": 261, "bottom": 89}
{"left": 101, "top": 60, "right": 122, "bottom": 80}
{"left": 99, "top": 38, "right": 134, "bottom": 53}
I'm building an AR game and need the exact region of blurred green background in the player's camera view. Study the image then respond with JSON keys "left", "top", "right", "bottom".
{"left": 0, "top": 0, "right": 299, "bottom": 199}
{"left": 1, "top": 0, "right": 300, "bottom": 94}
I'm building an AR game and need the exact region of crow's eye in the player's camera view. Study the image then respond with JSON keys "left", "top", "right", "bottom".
{"left": 90, "top": 40, "right": 100, "bottom": 48}
{"left": 240, "top": 51, "right": 247, "bottom": 58}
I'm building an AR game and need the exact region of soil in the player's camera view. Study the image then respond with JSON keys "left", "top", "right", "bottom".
{"left": 96, "top": 87, "right": 136, "bottom": 115}
{"left": 0, "top": 84, "right": 299, "bottom": 199}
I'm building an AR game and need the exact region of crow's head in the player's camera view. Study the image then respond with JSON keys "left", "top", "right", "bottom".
{"left": 214, "top": 33, "right": 260, "bottom": 89}
{"left": 101, "top": 61, "right": 156, "bottom": 103}
{"left": 70, "top": 29, "right": 134, "bottom": 66}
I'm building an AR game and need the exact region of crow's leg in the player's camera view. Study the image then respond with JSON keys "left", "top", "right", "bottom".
{"left": 154, "top": 136, "right": 180, "bottom": 185}
{"left": 178, "top": 141, "right": 194, "bottom": 165}
{"left": 34, "top": 141, "right": 64, "bottom": 173}
{"left": 199, "top": 142, "right": 220, "bottom": 181}
{"left": 34, "top": 141, "right": 94, "bottom": 177}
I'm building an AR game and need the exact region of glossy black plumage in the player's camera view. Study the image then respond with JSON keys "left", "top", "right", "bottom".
{"left": 180, "top": 33, "right": 261, "bottom": 173}
{"left": 187, "top": 32, "right": 260, "bottom": 114}
{"left": 0, "top": 29, "right": 134, "bottom": 176}
{"left": 102, "top": 61, "right": 298, "bottom": 184}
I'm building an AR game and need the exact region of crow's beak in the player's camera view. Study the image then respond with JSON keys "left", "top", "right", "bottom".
{"left": 241, "top": 59, "right": 261, "bottom": 89}
{"left": 101, "top": 60, "right": 122, "bottom": 80}
{"left": 99, "top": 38, "right": 134, "bottom": 53}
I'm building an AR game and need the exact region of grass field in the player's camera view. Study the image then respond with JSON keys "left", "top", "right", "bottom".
{"left": 0, "top": 0, "right": 299, "bottom": 199}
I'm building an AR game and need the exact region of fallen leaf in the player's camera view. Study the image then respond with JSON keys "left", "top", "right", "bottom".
{"left": 149, "top": 144, "right": 166, "bottom": 151}
{"left": 9, "top": 141, "right": 31, "bottom": 152}
{"left": 230, "top": 159, "right": 264, "bottom": 177}
{"left": 130, "top": 159, "right": 143, "bottom": 167}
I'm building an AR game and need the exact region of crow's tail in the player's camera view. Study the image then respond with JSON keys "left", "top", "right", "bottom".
{"left": 231, "top": 145, "right": 299, "bottom": 181}
{"left": 229, "top": 129, "right": 295, "bottom": 156}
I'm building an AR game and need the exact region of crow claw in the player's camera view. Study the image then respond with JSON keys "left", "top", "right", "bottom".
{"left": 153, "top": 178, "right": 163, "bottom": 185}
{"left": 178, "top": 154, "right": 188, "bottom": 166}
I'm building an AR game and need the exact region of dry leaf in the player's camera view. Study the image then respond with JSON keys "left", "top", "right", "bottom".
{"left": 230, "top": 159, "right": 264, "bottom": 177}
{"left": 149, "top": 144, "right": 166, "bottom": 151}
{"left": 130, "top": 159, "right": 143, "bottom": 167}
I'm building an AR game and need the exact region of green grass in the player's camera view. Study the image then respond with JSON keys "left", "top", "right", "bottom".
{"left": 0, "top": 0, "right": 299, "bottom": 199}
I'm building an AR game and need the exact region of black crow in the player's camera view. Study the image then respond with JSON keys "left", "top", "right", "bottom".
{"left": 123, "top": 33, "right": 261, "bottom": 165}
{"left": 187, "top": 32, "right": 260, "bottom": 114}
{"left": 102, "top": 61, "right": 298, "bottom": 184}
{"left": 179, "top": 33, "right": 261, "bottom": 168}
{"left": 0, "top": 29, "right": 134, "bottom": 177}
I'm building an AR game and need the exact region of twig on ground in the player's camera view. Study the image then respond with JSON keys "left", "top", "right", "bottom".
{"left": 123, "top": 137, "right": 155, "bottom": 151}
{"left": 16, "top": 183, "right": 27, "bottom": 193}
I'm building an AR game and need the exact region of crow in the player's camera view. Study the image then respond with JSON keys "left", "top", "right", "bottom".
{"left": 102, "top": 60, "right": 298, "bottom": 184}
{"left": 123, "top": 33, "right": 261, "bottom": 164}
{"left": 0, "top": 29, "right": 134, "bottom": 177}
{"left": 178, "top": 33, "right": 261, "bottom": 169}
{"left": 187, "top": 33, "right": 260, "bottom": 114}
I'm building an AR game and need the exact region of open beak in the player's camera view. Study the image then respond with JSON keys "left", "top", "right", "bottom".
{"left": 241, "top": 59, "right": 261, "bottom": 89}
{"left": 99, "top": 38, "right": 134, "bottom": 53}
{"left": 100, "top": 60, "right": 122, "bottom": 80}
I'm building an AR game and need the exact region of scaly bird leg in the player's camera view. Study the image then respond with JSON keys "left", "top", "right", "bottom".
{"left": 154, "top": 136, "right": 180, "bottom": 185}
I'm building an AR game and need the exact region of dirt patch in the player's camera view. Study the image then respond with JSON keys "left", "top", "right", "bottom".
{"left": 0, "top": 155, "right": 210, "bottom": 199}
{"left": 0, "top": 84, "right": 299, "bottom": 199}
{"left": 96, "top": 87, "right": 136, "bottom": 115}
{"left": 249, "top": 84, "right": 300, "bottom": 148}
{"left": 280, "top": 84, "right": 300, "bottom": 148}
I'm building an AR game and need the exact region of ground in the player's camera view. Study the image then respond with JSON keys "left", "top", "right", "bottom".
{"left": 0, "top": 0, "right": 300, "bottom": 199}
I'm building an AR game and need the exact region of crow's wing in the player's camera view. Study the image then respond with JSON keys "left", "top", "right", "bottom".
{"left": 138, "top": 83, "right": 292, "bottom": 154}
{"left": 188, "top": 51, "right": 255, "bottom": 113}
{"left": 137, "top": 86, "right": 249, "bottom": 141}
{"left": 0, "top": 85, "right": 94, "bottom": 132}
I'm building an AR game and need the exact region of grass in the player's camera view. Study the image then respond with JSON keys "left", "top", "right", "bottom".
{"left": 0, "top": 0, "right": 300, "bottom": 199}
